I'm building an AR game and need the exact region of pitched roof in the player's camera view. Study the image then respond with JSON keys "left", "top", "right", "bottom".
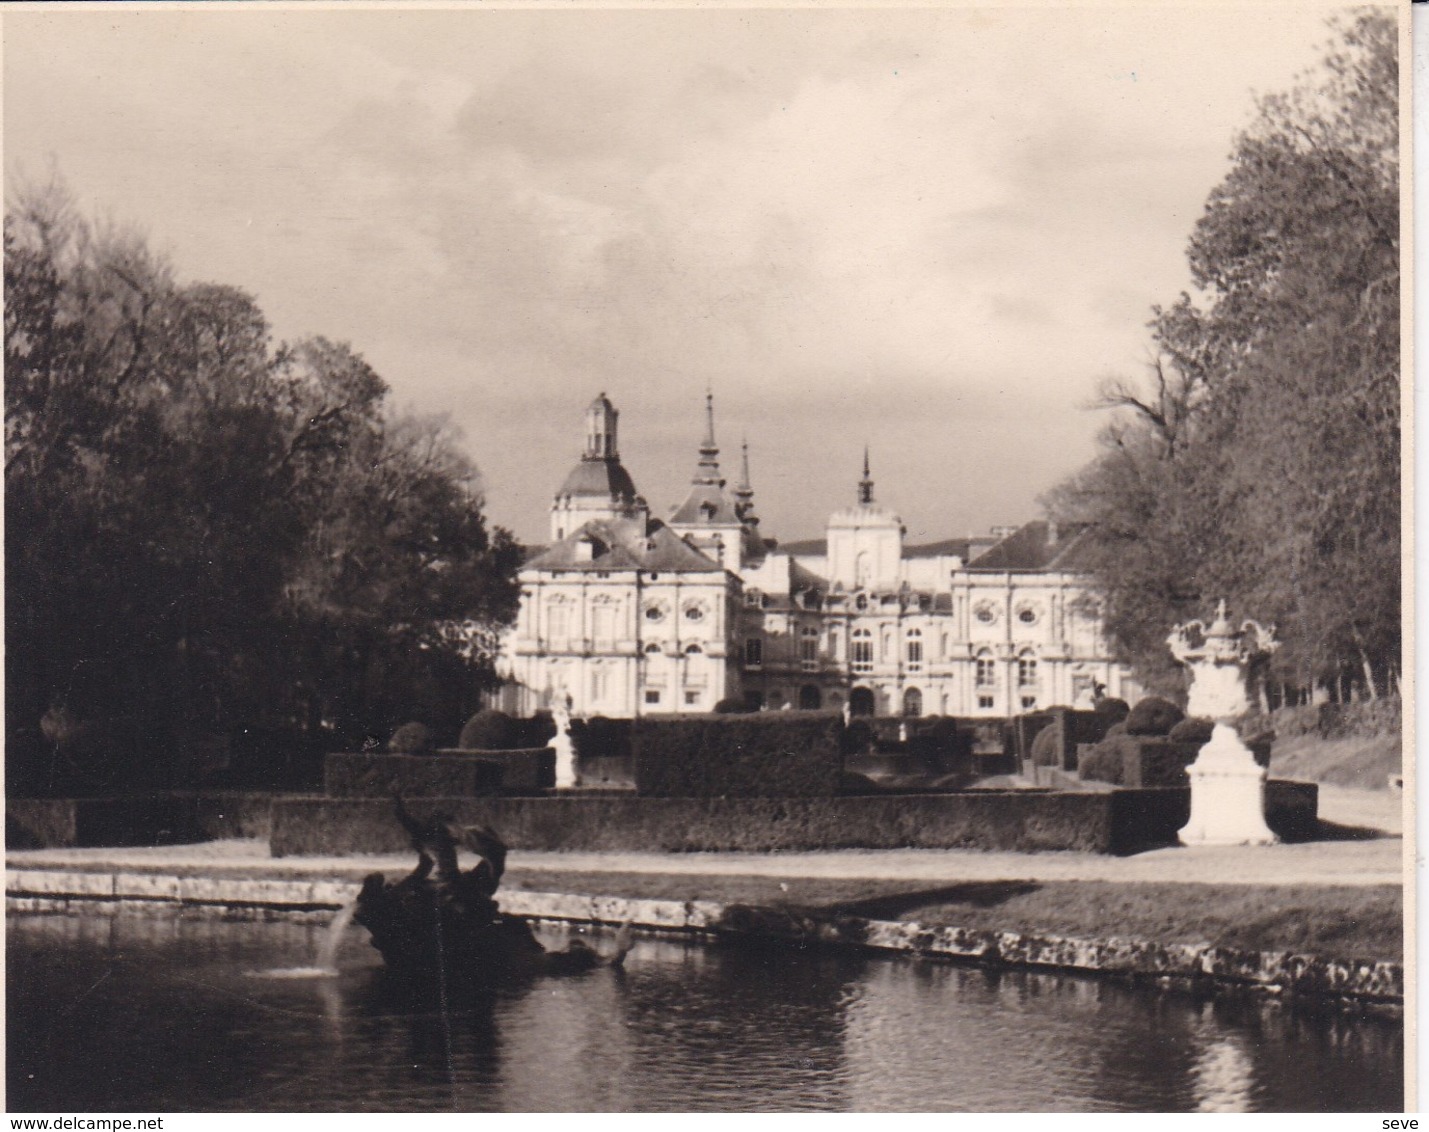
{"left": 524, "top": 518, "right": 725, "bottom": 574}
{"left": 905, "top": 538, "right": 971, "bottom": 559}
{"left": 669, "top": 482, "right": 744, "bottom": 527}
{"left": 967, "top": 520, "right": 1090, "bottom": 571}
{"left": 776, "top": 538, "right": 828, "bottom": 557}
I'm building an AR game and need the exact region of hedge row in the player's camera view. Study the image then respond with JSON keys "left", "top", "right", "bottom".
{"left": 632, "top": 711, "right": 843, "bottom": 798}
{"left": 267, "top": 780, "right": 1319, "bottom": 857}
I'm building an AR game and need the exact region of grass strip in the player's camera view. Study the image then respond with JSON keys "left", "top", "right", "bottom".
{"left": 503, "top": 870, "right": 1402, "bottom": 964}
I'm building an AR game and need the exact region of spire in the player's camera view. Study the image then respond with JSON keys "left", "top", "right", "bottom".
{"left": 692, "top": 389, "right": 724, "bottom": 487}
{"left": 734, "top": 436, "right": 758, "bottom": 525}
{"left": 858, "top": 446, "right": 874, "bottom": 505}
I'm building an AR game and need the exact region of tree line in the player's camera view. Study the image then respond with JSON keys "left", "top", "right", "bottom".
{"left": 6, "top": 179, "right": 523, "bottom": 792}
{"left": 1045, "top": 10, "right": 1399, "bottom": 704}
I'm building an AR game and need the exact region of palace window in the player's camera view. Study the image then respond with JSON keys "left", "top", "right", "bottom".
{"left": 547, "top": 600, "right": 570, "bottom": 640}
{"left": 591, "top": 666, "right": 609, "bottom": 703}
{"left": 800, "top": 627, "right": 819, "bottom": 670}
{"left": 906, "top": 628, "right": 923, "bottom": 672}
{"left": 1021, "top": 695, "right": 1037, "bottom": 711}
{"left": 903, "top": 687, "right": 923, "bottom": 717}
{"left": 685, "top": 643, "right": 703, "bottom": 655}
{"left": 744, "top": 589, "right": 763, "bottom": 609}
{"left": 645, "top": 690, "right": 661, "bottom": 706}
{"left": 684, "top": 604, "right": 705, "bottom": 622}
{"left": 1018, "top": 652, "right": 1038, "bottom": 687}
{"left": 684, "top": 690, "right": 700, "bottom": 706}
{"left": 975, "top": 650, "right": 995, "bottom": 687}
{"left": 745, "top": 638, "right": 763, "bottom": 667}
{"left": 851, "top": 628, "right": 874, "bottom": 674}
{"left": 643, "top": 642, "right": 662, "bottom": 655}
{"left": 978, "top": 694, "right": 995, "bottom": 710}
{"left": 645, "top": 604, "right": 665, "bottom": 623}
{"left": 591, "top": 600, "right": 617, "bottom": 644}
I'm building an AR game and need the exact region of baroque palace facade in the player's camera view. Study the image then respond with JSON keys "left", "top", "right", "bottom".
{"left": 496, "top": 394, "right": 1139, "bottom": 719}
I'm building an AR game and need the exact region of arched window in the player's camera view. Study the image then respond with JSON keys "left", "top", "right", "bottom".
{"left": 855, "top": 551, "right": 871, "bottom": 588}
{"left": 906, "top": 628, "right": 923, "bottom": 671}
{"left": 851, "top": 628, "right": 874, "bottom": 673}
{"left": 643, "top": 642, "right": 662, "bottom": 655}
{"left": 849, "top": 686, "right": 876, "bottom": 717}
{"left": 685, "top": 642, "right": 703, "bottom": 655}
{"left": 799, "top": 685, "right": 821, "bottom": 710}
{"left": 1017, "top": 650, "right": 1038, "bottom": 687}
{"left": 975, "top": 649, "right": 995, "bottom": 688}
{"left": 903, "top": 687, "right": 923, "bottom": 717}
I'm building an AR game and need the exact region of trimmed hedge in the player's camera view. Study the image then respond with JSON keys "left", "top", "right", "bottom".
{"left": 633, "top": 711, "right": 843, "bottom": 798}
{"left": 6, "top": 792, "right": 273, "bottom": 849}
{"left": 569, "top": 716, "right": 632, "bottom": 761}
{"left": 325, "top": 752, "right": 506, "bottom": 798}
{"left": 267, "top": 781, "right": 1319, "bottom": 857}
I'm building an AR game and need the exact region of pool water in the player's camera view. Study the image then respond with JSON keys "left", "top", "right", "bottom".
{"left": 7, "top": 913, "right": 1403, "bottom": 1112}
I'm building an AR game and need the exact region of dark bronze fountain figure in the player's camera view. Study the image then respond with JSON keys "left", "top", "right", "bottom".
{"left": 354, "top": 794, "right": 631, "bottom": 984}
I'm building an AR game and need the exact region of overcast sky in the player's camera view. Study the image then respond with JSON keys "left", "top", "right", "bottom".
{"left": 5, "top": 3, "right": 1359, "bottom": 545}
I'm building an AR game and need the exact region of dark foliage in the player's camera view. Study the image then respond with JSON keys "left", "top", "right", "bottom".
{"left": 388, "top": 722, "right": 434, "bottom": 754}
{"left": 1045, "top": 12, "right": 1400, "bottom": 701}
{"left": 5, "top": 180, "right": 522, "bottom": 793}
{"left": 458, "top": 710, "right": 516, "bottom": 752}
{"left": 1168, "top": 716, "right": 1215, "bottom": 745}
{"left": 568, "top": 715, "right": 632, "bottom": 761}
{"left": 632, "top": 712, "right": 843, "bottom": 798}
{"left": 1124, "top": 696, "right": 1185, "bottom": 737}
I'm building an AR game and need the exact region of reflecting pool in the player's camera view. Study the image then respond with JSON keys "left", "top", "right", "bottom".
{"left": 7, "top": 913, "right": 1402, "bottom": 1112}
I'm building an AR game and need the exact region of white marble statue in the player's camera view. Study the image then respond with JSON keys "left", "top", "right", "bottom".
{"left": 1166, "top": 601, "right": 1278, "bottom": 846}
{"left": 551, "top": 695, "right": 577, "bottom": 790}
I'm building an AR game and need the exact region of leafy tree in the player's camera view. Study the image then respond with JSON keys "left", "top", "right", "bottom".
{"left": 5, "top": 178, "right": 522, "bottom": 791}
{"left": 1046, "top": 9, "right": 1399, "bottom": 702}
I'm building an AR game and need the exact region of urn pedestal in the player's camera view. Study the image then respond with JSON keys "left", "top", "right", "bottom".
{"left": 1180, "top": 723, "right": 1277, "bottom": 846}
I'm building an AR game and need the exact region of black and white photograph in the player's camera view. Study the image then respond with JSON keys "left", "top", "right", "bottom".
{"left": 3, "top": 0, "right": 1408, "bottom": 1115}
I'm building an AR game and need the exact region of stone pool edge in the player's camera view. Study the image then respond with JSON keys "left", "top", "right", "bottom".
{"left": 6, "top": 867, "right": 1402, "bottom": 1006}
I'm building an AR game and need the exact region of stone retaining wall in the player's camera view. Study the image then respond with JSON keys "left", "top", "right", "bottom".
{"left": 5, "top": 867, "right": 1397, "bottom": 1003}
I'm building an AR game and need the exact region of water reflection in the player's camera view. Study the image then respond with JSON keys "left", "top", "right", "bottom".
{"left": 7, "top": 914, "right": 1403, "bottom": 1112}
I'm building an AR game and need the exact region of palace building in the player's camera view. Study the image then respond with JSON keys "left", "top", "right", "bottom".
{"left": 496, "top": 394, "right": 1138, "bottom": 718}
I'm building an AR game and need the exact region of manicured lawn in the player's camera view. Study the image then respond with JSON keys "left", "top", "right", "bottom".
{"left": 503, "top": 870, "right": 1403, "bottom": 964}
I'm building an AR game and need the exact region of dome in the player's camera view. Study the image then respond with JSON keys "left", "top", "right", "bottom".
{"left": 557, "top": 456, "right": 639, "bottom": 502}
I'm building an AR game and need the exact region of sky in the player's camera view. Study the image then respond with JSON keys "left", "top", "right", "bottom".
{"left": 4, "top": 2, "right": 1363, "bottom": 546}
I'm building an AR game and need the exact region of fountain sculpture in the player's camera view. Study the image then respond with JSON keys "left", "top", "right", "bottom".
{"left": 1166, "top": 601, "right": 1279, "bottom": 846}
{"left": 354, "top": 794, "right": 631, "bottom": 984}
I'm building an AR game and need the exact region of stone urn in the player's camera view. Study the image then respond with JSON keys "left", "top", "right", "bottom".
{"left": 1166, "top": 601, "right": 1278, "bottom": 846}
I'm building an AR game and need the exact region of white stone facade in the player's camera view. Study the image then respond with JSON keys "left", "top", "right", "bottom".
{"left": 497, "top": 395, "right": 1139, "bottom": 718}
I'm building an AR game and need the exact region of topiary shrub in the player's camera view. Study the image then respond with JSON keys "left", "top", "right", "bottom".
{"left": 1078, "top": 739, "right": 1125, "bottom": 785}
{"left": 1104, "top": 721, "right": 1127, "bottom": 739}
{"left": 1093, "top": 697, "right": 1130, "bottom": 723}
{"left": 458, "top": 710, "right": 516, "bottom": 751}
{"left": 387, "top": 722, "right": 434, "bottom": 754}
{"left": 713, "top": 698, "right": 748, "bottom": 714}
{"left": 1168, "top": 716, "right": 1215, "bottom": 745}
{"left": 1125, "top": 696, "right": 1185, "bottom": 737}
